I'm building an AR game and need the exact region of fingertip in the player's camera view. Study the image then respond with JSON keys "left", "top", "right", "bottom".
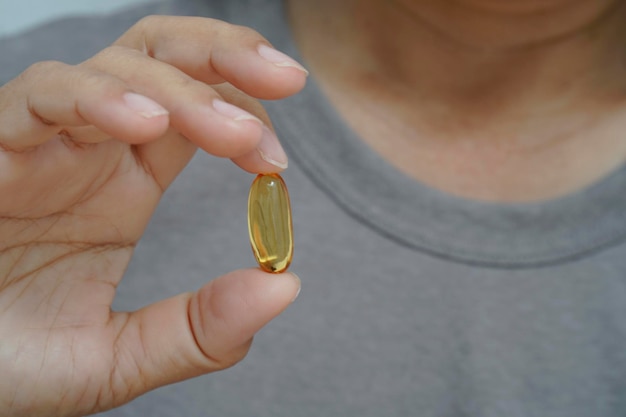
{"left": 253, "top": 45, "right": 308, "bottom": 99}
{"left": 212, "top": 99, "right": 263, "bottom": 124}
{"left": 285, "top": 271, "right": 302, "bottom": 302}
{"left": 223, "top": 267, "right": 300, "bottom": 303}
{"left": 255, "top": 268, "right": 301, "bottom": 302}
{"left": 80, "top": 91, "right": 170, "bottom": 144}
{"left": 231, "top": 126, "right": 289, "bottom": 173}
{"left": 257, "top": 44, "right": 309, "bottom": 76}
{"left": 173, "top": 103, "right": 264, "bottom": 158}
{"left": 123, "top": 92, "right": 169, "bottom": 119}
{"left": 246, "top": 62, "right": 308, "bottom": 100}
{"left": 214, "top": 48, "right": 308, "bottom": 100}
{"left": 119, "top": 93, "right": 171, "bottom": 144}
{"left": 190, "top": 268, "right": 299, "bottom": 360}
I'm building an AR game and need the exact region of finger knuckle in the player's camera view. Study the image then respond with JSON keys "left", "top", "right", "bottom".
{"left": 222, "top": 23, "right": 264, "bottom": 43}
{"left": 87, "top": 45, "right": 131, "bottom": 65}
{"left": 115, "top": 15, "right": 164, "bottom": 50}
{"left": 135, "top": 14, "right": 164, "bottom": 30}
{"left": 175, "top": 77, "right": 207, "bottom": 94}
{"left": 69, "top": 71, "right": 108, "bottom": 93}
{"left": 68, "top": 67, "right": 125, "bottom": 98}
{"left": 19, "top": 60, "right": 66, "bottom": 84}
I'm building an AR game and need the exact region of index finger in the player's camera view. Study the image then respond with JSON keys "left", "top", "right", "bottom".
{"left": 114, "top": 15, "right": 308, "bottom": 100}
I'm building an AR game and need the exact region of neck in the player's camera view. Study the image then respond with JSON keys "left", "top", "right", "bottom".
{"left": 386, "top": 0, "right": 622, "bottom": 49}
{"left": 287, "top": 0, "right": 626, "bottom": 201}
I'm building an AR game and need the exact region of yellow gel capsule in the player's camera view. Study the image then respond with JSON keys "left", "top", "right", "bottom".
{"left": 248, "top": 173, "right": 293, "bottom": 273}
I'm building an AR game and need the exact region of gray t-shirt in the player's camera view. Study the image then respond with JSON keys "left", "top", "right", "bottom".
{"left": 2, "top": 1, "right": 626, "bottom": 416}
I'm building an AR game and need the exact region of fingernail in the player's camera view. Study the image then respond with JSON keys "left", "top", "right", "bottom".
{"left": 258, "top": 126, "right": 288, "bottom": 169}
{"left": 123, "top": 92, "right": 168, "bottom": 119}
{"left": 290, "top": 273, "right": 301, "bottom": 302}
{"left": 212, "top": 99, "right": 262, "bottom": 123}
{"left": 257, "top": 44, "right": 309, "bottom": 75}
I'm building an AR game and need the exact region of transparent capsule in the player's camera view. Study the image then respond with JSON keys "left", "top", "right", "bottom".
{"left": 247, "top": 173, "right": 293, "bottom": 273}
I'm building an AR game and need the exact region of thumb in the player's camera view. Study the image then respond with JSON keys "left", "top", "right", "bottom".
{"left": 108, "top": 268, "right": 300, "bottom": 404}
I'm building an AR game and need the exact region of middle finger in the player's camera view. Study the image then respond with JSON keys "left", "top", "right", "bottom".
{"left": 85, "top": 46, "right": 264, "bottom": 158}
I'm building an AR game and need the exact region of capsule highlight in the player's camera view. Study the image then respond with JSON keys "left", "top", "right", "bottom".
{"left": 247, "top": 173, "right": 293, "bottom": 273}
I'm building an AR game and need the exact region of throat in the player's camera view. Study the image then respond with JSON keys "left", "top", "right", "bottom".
{"left": 325, "top": 78, "right": 626, "bottom": 202}
{"left": 387, "top": 0, "right": 623, "bottom": 49}
{"left": 287, "top": 0, "right": 626, "bottom": 202}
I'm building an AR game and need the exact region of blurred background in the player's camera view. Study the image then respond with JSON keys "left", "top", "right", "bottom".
{"left": 0, "top": 0, "right": 156, "bottom": 37}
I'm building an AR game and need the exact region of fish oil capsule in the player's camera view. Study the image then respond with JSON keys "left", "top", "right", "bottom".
{"left": 248, "top": 173, "right": 293, "bottom": 273}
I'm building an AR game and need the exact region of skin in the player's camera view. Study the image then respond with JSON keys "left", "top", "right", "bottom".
{"left": 1, "top": 0, "right": 626, "bottom": 415}
{"left": 287, "top": 0, "right": 626, "bottom": 201}
{"left": 0, "top": 16, "right": 304, "bottom": 417}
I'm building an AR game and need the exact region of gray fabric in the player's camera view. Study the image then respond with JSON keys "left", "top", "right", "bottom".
{"left": 3, "top": 0, "right": 626, "bottom": 416}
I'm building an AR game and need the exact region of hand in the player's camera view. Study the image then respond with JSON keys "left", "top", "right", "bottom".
{"left": 0, "top": 16, "right": 304, "bottom": 417}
